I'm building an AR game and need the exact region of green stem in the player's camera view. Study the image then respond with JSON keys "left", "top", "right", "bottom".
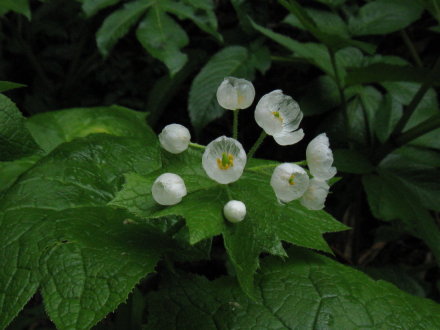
{"left": 233, "top": 110, "right": 239, "bottom": 139}
{"left": 247, "top": 131, "right": 267, "bottom": 159}
{"left": 400, "top": 30, "right": 423, "bottom": 67}
{"left": 224, "top": 184, "right": 233, "bottom": 200}
{"left": 327, "top": 46, "right": 349, "bottom": 140}
{"left": 393, "top": 56, "right": 440, "bottom": 137}
{"left": 246, "top": 160, "right": 307, "bottom": 172}
{"left": 189, "top": 142, "right": 206, "bottom": 150}
{"left": 374, "top": 114, "right": 440, "bottom": 163}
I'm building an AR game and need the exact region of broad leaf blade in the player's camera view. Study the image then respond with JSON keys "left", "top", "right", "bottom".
{"left": 0, "top": 94, "right": 41, "bottom": 161}
{"left": 0, "top": 81, "right": 26, "bottom": 92}
{"left": 146, "top": 248, "right": 440, "bottom": 329}
{"left": 80, "top": 0, "right": 121, "bottom": 17}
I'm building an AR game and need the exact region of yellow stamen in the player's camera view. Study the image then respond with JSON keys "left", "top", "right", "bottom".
{"left": 237, "top": 93, "right": 245, "bottom": 107}
{"left": 272, "top": 111, "right": 283, "bottom": 121}
{"left": 288, "top": 174, "right": 295, "bottom": 185}
{"left": 217, "top": 152, "right": 234, "bottom": 170}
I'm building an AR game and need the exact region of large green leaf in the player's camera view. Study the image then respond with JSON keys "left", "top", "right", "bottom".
{"left": 188, "top": 46, "right": 254, "bottom": 133}
{"left": 349, "top": 0, "right": 424, "bottom": 36}
{"left": 145, "top": 248, "right": 440, "bottom": 329}
{"left": 0, "top": 134, "right": 168, "bottom": 329}
{"left": 96, "top": 0, "right": 153, "bottom": 57}
{"left": 0, "top": 94, "right": 41, "bottom": 161}
{"left": 374, "top": 93, "right": 403, "bottom": 143}
{"left": 136, "top": 8, "right": 189, "bottom": 76}
{"left": 25, "top": 105, "right": 153, "bottom": 153}
{"left": 0, "top": 0, "right": 30, "bottom": 18}
{"left": 110, "top": 149, "right": 347, "bottom": 298}
{"left": 0, "top": 155, "right": 41, "bottom": 193}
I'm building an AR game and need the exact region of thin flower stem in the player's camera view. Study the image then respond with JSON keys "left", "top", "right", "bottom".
{"left": 246, "top": 160, "right": 307, "bottom": 172}
{"left": 233, "top": 110, "right": 239, "bottom": 139}
{"left": 189, "top": 142, "right": 206, "bottom": 150}
{"left": 247, "top": 131, "right": 267, "bottom": 159}
{"left": 224, "top": 184, "right": 233, "bottom": 200}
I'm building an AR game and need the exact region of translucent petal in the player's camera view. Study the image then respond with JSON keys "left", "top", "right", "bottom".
{"left": 300, "top": 179, "right": 329, "bottom": 210}
{"left": 152, "top": 173, "right": 187, "bottom": 206}
{"left": 270, "top": 163, "right": 309, "bottom": 203}
{"left": 306, "top": 133, "right": 337, "bottom": 180}
{"left": 216, "top": 77, "right": 255, "bottom": 110}
{"left": 273, "top": 129, "right": 305, "bottom": 146}
{"left": 159, "top": 124, "right": 191, "bottom": 154}
{"left": 202, "top": 136, "right": 247, "bottom": 184}
{"left": 223, "top": 200, "right": 246, "bottom": 223}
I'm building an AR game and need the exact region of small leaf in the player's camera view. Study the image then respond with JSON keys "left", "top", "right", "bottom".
{"left": 96, "top": 0, "right": 153, "bottom": 57}
{"left": 333, "top": 149, "right": 374, "bottom": 174}
{"left": 146, "top": 248, "right": 440, "bottom": 329}
{"left": 349, "top": 0, "right": 424, "bottom": 36}
{"left": 188, "top": 46, "right": 252, "bottom": 132}
{"left": 79, "top": 0, "right": 121, "bottom": 17}
{"left": 0, "top": 94, "right": 41, "bottom": 161}
{"left": 137, "top": 8, "right": 189, "bottom": 75}
{"left": 0, "top": 81, "right": 26, "bottom": 92}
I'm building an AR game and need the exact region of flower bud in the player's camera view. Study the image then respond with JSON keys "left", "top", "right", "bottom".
{"left": 152, "top": 173, "right": 187, "bottom": 206}
{"left": 306, "top": 133, "right": 336, "bottom": 180}
{"left": 300, "top": 178, "right": 330, "bottom": 210}
{"left": 159, "top": 124, "right": 191, "bottom": 154}
{"left": 216, "top": 77, "right": 255, "bottom": 110}
{"left": 223, "top": 200, "right": 246, "bottom": 223}
{"left": 270, "top": 163, "right": 309, "bottom": 203}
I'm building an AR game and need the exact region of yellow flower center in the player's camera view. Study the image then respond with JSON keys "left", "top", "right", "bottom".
{"left": 272, "top": 111, "right": 283, "bottom": 121}
{"left": 288, "top": 174, "right": 295, "bottom": 185}
{"left": 237, "top": 93, "right": 245, "bottom": 107}
{"left": 217, "top": 152, "right": 234, "bottom": 170}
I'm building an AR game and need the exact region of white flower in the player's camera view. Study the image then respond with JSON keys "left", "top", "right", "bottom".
{"left": 202, "top": 136, "right": 246, "bottom": 184}
{"left": 223, "top": 200, "right": 246, "bottom": 223}
{"left": 216, "top": 77, "right": 255, "bottom": 110}
{"left": 300, "top": 178, "right": 330, "bottom": 210}
{"left": 306, "top": 133, "right": 336, "bottom": 180}
{"left": 270, "top": 163, "right": 309, "bottom": 203}
{"left": 152, "top": 173, "right": 187, "bottom": 206}
{"left": 254, "top": 90, "right": 304, "bottom": 146}
{"left": 158, "top": 124, "right": 191, "bottom": 154}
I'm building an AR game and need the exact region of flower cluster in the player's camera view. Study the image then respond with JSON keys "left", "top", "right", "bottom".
{"left": 151, "top": 76, "right": 337, "bottom": 222}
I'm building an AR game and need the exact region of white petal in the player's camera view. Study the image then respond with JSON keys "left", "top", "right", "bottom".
{"left": 159, "top": 124, "right": 191, "bottom": 154}
{"left": 202, "top": 136, "right": 247, "bottom": 184}
{"left": 223, "top": 200, "right": 246, "bottom": 223}
{"left": 273, "top": 129, "right": 305, "bottom": 146}
{"left": 217, "top": 77, "right": 255, "bottom": 110}
{"left": 306, "top": 133, "right": 337, "bottom": 180}
{"left": 300, "top": 179, "right": 329, "bottom": 210}
{"left": 270, "top": 163, "right": 309, "bottom": 203}
{"left": 255, "top": 90, "right": 304, "bottom": 140}
{"left": 152, "top": 173, "right": 187, "bottom": 206}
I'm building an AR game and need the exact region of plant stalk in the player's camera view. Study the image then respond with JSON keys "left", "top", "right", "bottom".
{"left": 247, "top": 131, "right": 267, "bottom": 159}
{"left": 233, "top": 110, "right": 239, "bottom": 139}
{"left": 400, "top": 30, "right": 423, "bottom": 67}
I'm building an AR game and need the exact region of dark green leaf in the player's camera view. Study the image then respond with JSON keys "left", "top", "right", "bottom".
{"left": 374, "top": 94, "right": 403, "bottom": 143}
{"left": 136, "top": 8, "right": 189, "bottom": 75}
{"left": 110, "top": 149, "right": 347, "bottom": 298}
{"left": 0, "top": 81, "right": 26, "bottom": 92}
{"left": 96, "top": 0, "right": 153, "bottom": 57}
{"left": 346, "top": 64, "right": 433, "bottom": 86}
{"left": 349, "top": 0, "right": 424, "bottom": 36}
{"left": 0, "top": 94, "right": 41, "bottom": 161}
{"left": 0, "top": 155, "right": 40, "bottom": 193}
{"left": 333, "top": 149, "right": 374, "bottom": 174}
{"left": 300, "top": 75, "right": 340, "bottom": 116}
{"left": 146, "top": 248, "right": 440, "bottom": 329}
{"left": 188, "top": 46, "right": 253, "bottom": 132}
{"left": 0, "top": 131, "right": 165, "bottom": 329}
